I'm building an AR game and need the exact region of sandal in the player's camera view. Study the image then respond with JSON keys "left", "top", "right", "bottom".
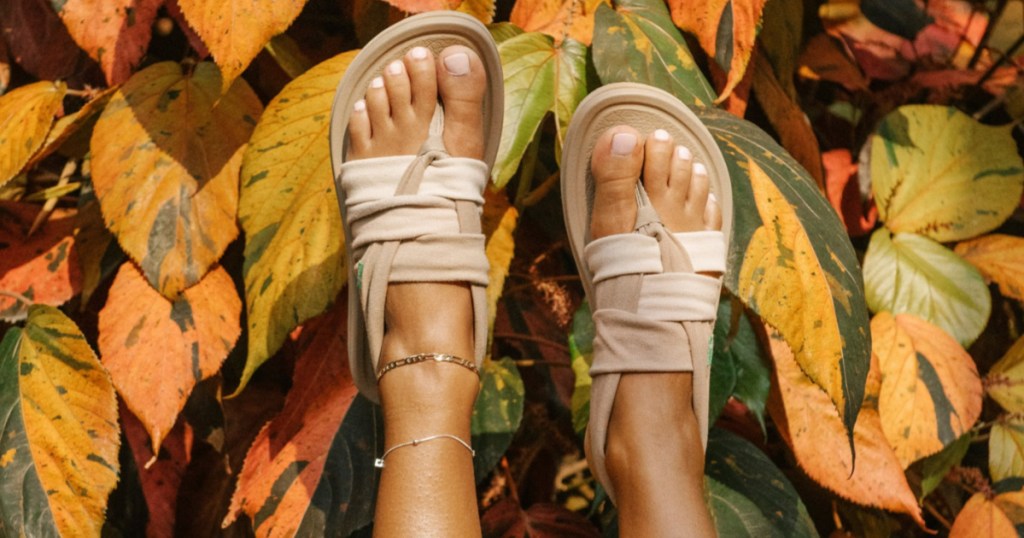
{"left": 328, "top": 12, "right": 504, "bottom": 401}
{"left": 561, "top": 83, "right": 733, "bottom": 503}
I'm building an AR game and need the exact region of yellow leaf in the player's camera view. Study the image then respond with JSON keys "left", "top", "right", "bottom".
{"left": 737, "top": 160, "right": 859, "bottom": 428}
{"left": 483, "top": 190, "right": 518, "bottom": 340}
{"left": 91, "top": 61, "right": 263, "bottom": 298}
{"left": 986, "top": 335, "right": 1024, "bottom": 413}
{"left": 236, "top": 51, "right": 356, "bottom": 393}
{"left": 766, "top": 330, "right": 926, "bottom": 525}
{"left": 29, "top": 88, "right": 115, "bottom": 171}
{"left": 956, "top": 234, "right": 1024, "bottom": 302}
{"left": 510, "top": 0, "right": 608, "bottom": 45}
{"left": 949, "top": 491, "right": 1024, "bottom": 537}
{"left": 0, "top": 80, "right": 66, "bottom": 188}
{"left": 457, "top": 0, "right": 496, "bottom": 24}
{"left": 990, "top": 416, "right": 1024, "bottom": 482}
{"left": 99, "top": 263, "right": 240, "bottom": 453}
{"left": 176, "top": 0, "right": 309, "bottom": 93}
{"left": 871, "top": 312, "right": 982, "bottom": 468}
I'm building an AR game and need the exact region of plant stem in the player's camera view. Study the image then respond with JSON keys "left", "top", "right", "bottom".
{"left": 967, "top": 0, "right": 1009, "bottom": 69}
{"left": 513, "top": 359, "right": 572, "bottom": 369}
{"left": 494, "top": 332, "right": 570, "bottom": 354}
{"left": 0, "top": 290, "right": 34, "bottom": 306}
{"left": 514, "top": 133, "right": 542, "bottom": 211}
{"left": 923, "top": 500, "right": 952, "bottom": 530}
{"left": 977, "top": 33, "right": 1024, "bottom": 87}
{"left": 522, "top": 171, "right": 560, "bottom": 207}
{"left": 28, "top": 159, "right": 76, "bottom": 237}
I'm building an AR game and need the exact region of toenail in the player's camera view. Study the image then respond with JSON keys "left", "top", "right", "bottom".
{"left": 654, "top": 129, "right": 670, "bottom": 141}
{"left": 353, "top": 99, "right": 366, "bottom": 112}
{"left": 411, "top": 46, "right": 429, "bottom": 60}
{"left": 676, "top": 145, "right": 692, "bottom": 160}
{"left": 387, "top": 61, "right": 403, "bottom": 75}
{"left": 370, "top": 76, "right": 384, "bottom": 88}
{"left": 443, "top": 53, "right": 470, "bottom": 76}
{"left": 708, "top": 192, "right": 718, "bottom": 204}
{"left": 693, "top": 162, "right": 707, "bottom": 175}
{"left": 611, "top": 133, "right": 637, "bottom": 156}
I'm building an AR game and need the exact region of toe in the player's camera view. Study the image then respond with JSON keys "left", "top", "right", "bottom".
{"left": 383, "top": 59, "right": 413, "bottom": 125}
{"left": 590, "top": 126, "right": 643, "bottom": 239}
{"left": 668, "top": 145, "right": 694, "bottom": 196}
{"left": 348, "top": 99, "right": 371, "bottom": 157}
{"left": 687, "top": 162, "right": 711, "bottom": 213}
{"left": 405, "top": 46, "right": 437, "bottom": 121}
{"left": 704, "top": 193, "right": 723, "bottom": 231}
{"left": 642, "top": 129, "right": 674, "bottom": 197}
{"left": 437, "top": 45, "right": 486, "bottom": 159}
{"left": 364, "top": 75, "right": 391, "bottom": 133}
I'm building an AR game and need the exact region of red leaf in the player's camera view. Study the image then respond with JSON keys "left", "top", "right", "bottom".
{"left": 0, "top": 201, "right": 81, "bottom": 320}
{"left": 223, "top": 296, "right": 358, "bottom": 536}
{"left": 123, "top": 405, "right": 191, "bottom": 538}
{"left": 482, "top": 497, "right": 600, "bottom": 538}
{"left": 0, "top": 0, "right": 99, "bottom": 82}
{"left": 55, "top": 0, "right": 163, "bottom": 85}
{"left": 822, "top": 149, "right": 877, "bottom": 237}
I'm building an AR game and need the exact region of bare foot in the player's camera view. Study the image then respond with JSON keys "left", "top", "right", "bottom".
{"left": 589, "top": 127, "right": 719, "bottom": 537}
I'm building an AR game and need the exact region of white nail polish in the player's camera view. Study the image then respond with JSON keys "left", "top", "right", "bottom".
{"left": 708, "top": 192, "right": 717, "bottom": 204}
{"left": 443, "top": 53, "right": 471, "bottom": 76}
{"left": 370, "top": 76, "right": 384, "bottom": 89}
{"left": 353, "top": 99, "right": 366, "bottom": 112}
{"left": 676, "top": 145, "right": 692, "bottom": 160}
{"left": 387, "top": 61, "right": 403, "bottom": 75}
{"left": 693, "top": 162, "right": 707, "bottom": 176}
{"left": 653, "top": 129, "right": 670, "bottom": 141}
{"left": 410, "top": 46, "right": 429, "bottom": 60}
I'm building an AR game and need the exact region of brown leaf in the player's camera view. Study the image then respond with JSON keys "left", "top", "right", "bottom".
{"left": 99, "top": 263, "right": 241, "bottom": 453}
{"left": 223, "top": 297, "right": 358, "bottom": 536}
{"left": 797, "top": 34, "right": 868, "bottom": 92}
{"left": 767, "top": 330, "right": 926, "bottom": 526}
{"left": 481, "top": 496, "right": 601, "bottom": 537}
{"left": 55, "top": 0, "right": 163, "bottom": 85}
{"left": 822, "top": 149, "right": 876, "bottom": 237}
{"left": 0, "top": 202, "right": 81, "bottom": 320}
{"left": 0, "top": 0, "right": 98, "bottom": 82}
{"left": 175, "top": 0, "right": 308, "bottom": 93}
{"left": 949, "top": 491, "right": 1024, "bottom": 537}
{"left": 510, "top": 0, "right": 608, "bottom": 45}
{"left": 955, "top": 234, "right": 1024, "bottom": 302}
{"left": 122, "top": 405, "right": 191, "bottom": 538}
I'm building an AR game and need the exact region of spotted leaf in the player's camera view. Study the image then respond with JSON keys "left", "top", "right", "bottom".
{"left": 510, "top": 0, "right": 608, "bottom": 45}
{"left": 0, "top": 80, "right": 66, "bottom": 188}
{"left": 0, "top": 202, "right": 81, "bottom": 321}
{"left": 987, "top": 335, "right": 1024, "bottom": 414}
{"left": 52, "top": 0, "right": 162, "bottom": 84}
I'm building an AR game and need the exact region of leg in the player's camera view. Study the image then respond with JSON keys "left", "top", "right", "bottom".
{"left": 347, "top": 45, "right": 489, "bottom": 538}
{"left": 589, "top": 127, "right": 721, "bottom": 537}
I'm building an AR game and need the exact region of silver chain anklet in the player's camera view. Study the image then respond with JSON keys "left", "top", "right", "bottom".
{"left": 376, "top": 353, "right": 479, "bottom": 381}
{"left": 374, "top": 434, "right": 475, "bottom": 468}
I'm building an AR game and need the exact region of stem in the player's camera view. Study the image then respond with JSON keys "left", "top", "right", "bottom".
{"left": 500, "top": 457, "right": 520, "bottom": 504}
{"left": 522, "top": 171, "right": 560, "bottom": 207}
{"left": 923, "top": 500, "right": 952, "bottom": 530}
{"left": 513, "top": 132, "right": 543, "bottom": 210}
{"left": 0, "top": 290, "right": 34, "bottom": 306}
{"left": 513, "top": 359, "right": 572, "bottom": 369}
{"left": 967, "top": 0, "right": 1009, "bottom": 69}
{"left": 977, "top": 33, "right": 1024, "bottom": 87}
{"left": 493, "top": 332, "right": 570, "bottom": 354}
{"left": 28, "top": 159, "right": 76, "bottom": 237}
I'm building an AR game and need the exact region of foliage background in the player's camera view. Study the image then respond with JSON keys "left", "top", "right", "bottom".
{"left": 0, "top": 0, "right": 1023, "bottom": 536}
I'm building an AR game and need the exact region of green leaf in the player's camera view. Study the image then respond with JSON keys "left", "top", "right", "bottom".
{"left": 711, "top": 297, "right": 770, "bottom": 430}
{"left": 235, "top": 51, "right": 356, "bottom": 393}
{"left": 871, "top": 105, "right": 1024, "bottom": 242}
{"left": 759, "top": 0, "right": 803, "bottom": 98}
{"left": 592, "top": 0, "right": 715, "bottom": 107}
{"left": 0, "top": 305, "right": 120, "bottom": 537}
{"left": 918, "top": 432, "right": 972, "bottom": 501}
{"left": 705, "top": 428, "right": 819, "bottom": 537}
{"left": 471, "top": 357, "right": 526, "bottom": 480}
{"left": 700, "top": 106, "right": 870, "bottom": 437}
{"left": 489, "top": 22, "right": 524, "bottom": 43}
{"left": 494, "top": 32, "right": 587, "bottom": 187}
{"left": 991, "top": 416, "right": 1024, "bottom": 482}
{"left": 569, "top": 302, "right": 595, "bottom": 436}
{"left": 863, "top": 229, "right": 991, "bottom": 346}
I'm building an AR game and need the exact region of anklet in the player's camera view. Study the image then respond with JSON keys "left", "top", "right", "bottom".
{"left": 376, "top": 353, "right": 479, "bottom": 381}
{"left": 374, "top": 434, "right": 475, "bottom": 468}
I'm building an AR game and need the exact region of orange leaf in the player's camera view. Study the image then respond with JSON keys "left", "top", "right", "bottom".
{"left": 797, "top": 33, "right": 869, "bottom": 92}
{"left": 90, "top": 61, "right": 262, "bottom": 297}
{"left": 669, "top": 0, "right": 767, "bottom": 101}
{"left": 175, "top": 0, "right": 308, "bottom": 93}
{"left": 822, "top": 148, "right": 877, "bottom": 237}
{"left": 871, "top": 312, "right": 982, "bottom": 468}
{"left": 510, "top": 0, "right": 608, "bottom": 45}
{"left": 0, "top": 202, "right": 81, "bottom": 321}
{"left": 949, "top": 491, "right": 1024, "bottom": 537}
{"left": 381, "top": 0, "right": 452, "bottom": 13}
{"left": 767, "top": 330, "right": 926, "bottom": 526}
{"left": 99, "top": 263, "right": 241, "bottom": 453}
{"left": 54, "top": 0, "right": 163, "bottom": 85}
{"left": 122, "top": 406, "right": 191, "bottom": 538}
{"left": 955, "top": 234, "right": 1024, "bottom": 302}
{"left": 223, "top": 297, "right": 358, "bottom": 536}
{"left": 0, "top": 80, "right": 66, "bottom": 187}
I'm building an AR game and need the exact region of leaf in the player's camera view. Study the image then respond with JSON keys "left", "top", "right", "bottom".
{"left": 484, "top": 191, "right": 519, "bottom": 338}
{"left": 797, "top": 33, "right": 869, "bottom": 92}
{"left": 705, "top": 428, "right": 818, "bottom": 537}
{"left": 758, "top": 0, "right": 802, "bottom": 98}
{"left": 472, "top": 356, "right": 525, "bottom": 479}
{"left": 0, "top": 305, "right": 120, "bottom": 537}
{"left": 0, "top": 202, "right": 81, "bottom": 321}
{"left": 710, "top": 298, "right": 770, "bottom": 430}
{"left": 379, "top": 0, "right": 448, "bottom": 13}
{"left": 956, "top": 234, "right": 1024, "bottom": 302}
{"left": 669, "top": 0, "right": 767, "bottom": 101}
{"left": 703, "top": 106, "right": 871, "bottom": 435}
{"left": 53, "top": 0, "right": 163, "bottom": 85}
{"left": 510, "top": 0, "right": 608, "bottom": 45}
{"left": 235, "top": 51, "right": 355, "bottom": 394}
{"left": 991, "top": 416, "right": 1024, "bottom": 483}
{"left": 863, "top": 228, "right": 990, "bottom": 346}
{"left": 165, "top": 0, "right": 211, "bottom": 59}
{"left": 481, "top": 496, "right": 601, "bottom": 537}
{"left": 766, "top": 332, "right": 925, "bottom": 526}
{"left": 949, "top": 491, "right": 1024, "bottom": 537}
{"left": 918, "top": 432, "right": 972, "bottom": 501}
{"left": 871, "top": 312, "right": 982, "bottom": 468}
{"left": 223, "top": 298, "right": 358, "bottom": 536}
{"left": 822, "top": 148, "right": 877, "bottom": 237}
{"left": 0, "top": 80, "right": 66, "bottom": 188}
{"left": 569, "top": 302, "right": 594, "bottom": 436}
{"left": 456, "top": 0, "right": 497, "bottom": 24}
{"left": 75, "top": 180, "right": 122, "bottom": 307}
{"left": 91, "top": 61, "right": 262, "bottom": 298}
{"left": 122, "top": 407, "right": 190, "bottom": 538}
{"left": 494, "top": 32, "right": 586, "bottom": 187}
{"left": 987, "top": 335, "right": 1024, "bottom": 414}
{"left": 0, "top": 0, "right": 94, "bottom": 82}
{"left": 99, "top": 262, "right": 241, "bottom": 453}
{"left": 592, "top": 0, "right": 715, "bottom": 107}
{"left": 27, "top": 88, "right": 116, "bottom": 170}
{"left": 176, "top": 0, "right": 308, "bottom": 93}
{"left": 870, "top": 105, "right": 1024, "bottom": 242}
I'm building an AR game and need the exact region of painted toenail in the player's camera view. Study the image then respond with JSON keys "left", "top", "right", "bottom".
{"left": 708, "top": 192, "right": 718, "bottom": 204}
{"left": 693, "top": 162, "right": 707, "bottom": 175}
{"left": 387, "top": 61, "right": 403, "bottom": 75}
{"left": 676, "top": 145, "right": 692, "bottom": 160}
{"left": 411, "top": 46, "right": 429, "bottom": 60}
{"left": 370, "top": 76, "right": 384, "bottom": 88}
{"left": 353, "top": 99, "right": 366, "bottom": 112}
{"left": 443, "top": 53, "right": 470, "bottom": 76}
{"left": 611, "top": 133, "right": 637, "bottom": 155}
{"left": 654, "top": 129, "right": 670, "bottom": 141}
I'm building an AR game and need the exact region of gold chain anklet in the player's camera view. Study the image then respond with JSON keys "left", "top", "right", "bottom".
{"left": 376, "top": 353, "right": 479, "bottom": 381}
{"left": 374, "top": 434, "right": 475, "bottom": 468}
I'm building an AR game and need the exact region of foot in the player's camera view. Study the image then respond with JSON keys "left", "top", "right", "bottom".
{"left": 589, "top": 127, "right": 719, "bottom": 537}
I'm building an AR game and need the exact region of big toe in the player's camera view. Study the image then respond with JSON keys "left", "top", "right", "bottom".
{"left": 590, "top": 126, "right": 643, "bottom": 238}
{"left": 437, "top": 45, "right": 486, "bottom": 159}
